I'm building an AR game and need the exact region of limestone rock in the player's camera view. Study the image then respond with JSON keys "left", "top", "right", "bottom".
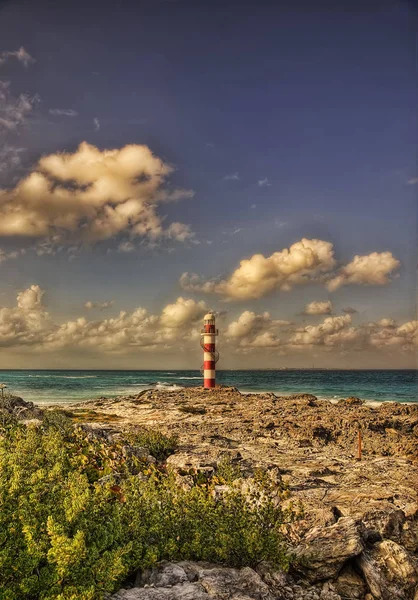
{"left": 137, "top": 562, "right": 189, "bottom": 587}
{"left": 294, "top": 517, "right": 364, "bottom": 582}
{"left": 111, "top": 581, "right": 208, "bottom": 599}
{"left": 357, "top": 540, "right": 418, "bottom": 599}
{"left": 362, "top": 504, "right": 406, "bottom": 543}
{"left": 0, "top": 395, "right": 43, "bottom": 420}
{"left": 112, "top": 561, "right": 335, "bottom": 600}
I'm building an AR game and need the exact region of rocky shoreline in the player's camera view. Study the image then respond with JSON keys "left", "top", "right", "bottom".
{"left": 7, "top": 386, "right": 418, "bottom": 599}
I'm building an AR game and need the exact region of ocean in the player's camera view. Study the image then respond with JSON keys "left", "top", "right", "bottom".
{"left": 0, "top": 369, "right": 416, "bottom": 405}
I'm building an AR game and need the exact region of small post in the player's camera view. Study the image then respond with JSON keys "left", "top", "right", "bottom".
{"left": 354, "top": 421, "right": 362, "bottom": 461}
{"left": 0, "top": 383, "right": 7, "bottom": 399}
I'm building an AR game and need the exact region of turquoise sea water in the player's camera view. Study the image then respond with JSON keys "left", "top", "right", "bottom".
{"left": 0, "top": 370, "right": 416, "bottom": 404}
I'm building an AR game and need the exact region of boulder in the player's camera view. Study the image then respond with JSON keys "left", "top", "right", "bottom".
{"left": 357, "top": 540, "right": 418, "bottom": 599}
{"left": 361, "top": 505, "right": 405, "bottom": 543}
{"left": 294, "top": 517, "right": 364, "bottom": 582}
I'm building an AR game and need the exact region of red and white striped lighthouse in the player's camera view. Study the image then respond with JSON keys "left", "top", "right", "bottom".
{"left": 200, "top": 312, "right": 219, "bottom": 388}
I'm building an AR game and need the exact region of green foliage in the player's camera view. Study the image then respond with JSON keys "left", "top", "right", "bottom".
{"left": 122, "top": 426, "right": 178, "bottom": 462}
{"left": 216, "top": 455, "right": 242, "bottom": 483}
{"left": 0, "top": 419, "right": 299, "bottom": 600}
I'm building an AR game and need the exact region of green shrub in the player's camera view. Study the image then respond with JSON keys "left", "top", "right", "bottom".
{"left": 0, "top": 420, "right": 299, "bottom": 600}
{"left": 122, "top": 427, "right": 178, "bottom": 462}
{"left": 216, "top": 455, "right": 242, "bottom": 483}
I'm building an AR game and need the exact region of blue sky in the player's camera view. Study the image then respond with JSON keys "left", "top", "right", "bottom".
{"left": 0, "top": 0, "right": 416, "bottom": 368}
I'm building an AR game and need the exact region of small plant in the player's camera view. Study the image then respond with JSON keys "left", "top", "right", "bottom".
{"left": 216, "top": 455, "right": 242, "bottom": 483}
{"left": 122, "top": 426, "right": 178, "bottom": 462}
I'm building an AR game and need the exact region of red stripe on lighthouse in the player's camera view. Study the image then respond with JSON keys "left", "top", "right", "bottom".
{"left": 204, "top": 360, "right": 215, "bottom": 370}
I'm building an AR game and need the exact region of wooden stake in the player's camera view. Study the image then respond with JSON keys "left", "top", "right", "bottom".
{"left": 356, "top": 428, "right": 362, "bottom": 461}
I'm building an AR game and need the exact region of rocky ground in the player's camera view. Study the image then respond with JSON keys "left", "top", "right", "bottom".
{"left": 9, "top": 386, "right": 418, "bottom": 599}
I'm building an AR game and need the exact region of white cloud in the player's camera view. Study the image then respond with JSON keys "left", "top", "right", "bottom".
{"left": 93, "top": 117, "right": 100, "bottom": 131}
{"left": 327, "top": 252, "right": 400, "bottom": 291}
{"left": 289, "top": 315, "right": 353, "bottom": 346}
{"left": 0, "top": 144, "right": 26, "bottom": 178}
{"left": 0, "top": 247, "right": 26, "bottom": 264}
{"left": 258, "top": 178, "right": 270, "bottom": 187}
{"left": 49, "top": 108, "right": 78, "bottom": 117}
{"left": 0, "top": 142, "right": 194, "bottom": 247}
{"left": 160, "top": 297, "right": 207, "bottom": 328}
{"left": 223, "top": 172, "right": 239, "bottom": 181}
{"left": 0, "top": 80, "right": 36, "bottom": 131}
{"left": 225, "top": 310, "right": 288, "bottom": 348}
{"left": 303, "top": 300, "right": 333, "bottom": 315}
{"left": 407, "top": 178, "right": 418, "bottom": 185}
{"left": 180, "top": 238, "right": 336, "bottom": 300}
{"left": 84, "top": 300, "right": 114, "bottom": 311}
{"left": 0, "top": 286, "right": 53, "bottom": 348}
{"left": 0, "top": 47, "right": 35, "bottom": 68}
{"left": 165, "top": 222, "right": 195, "bottom": 243}
{"left": 0, "top": 286, "right": 415, "bottom": 357}
{"left": 117, "top": 241, "right": 135, "bottom": 253}
{"left": 17, "top": 285, "right": 45, "bottom": 310}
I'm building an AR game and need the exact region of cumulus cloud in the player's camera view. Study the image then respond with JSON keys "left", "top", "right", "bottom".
{"left": 0, "top": 286, "right": 53, "bottom": 348}
{"left": 0, "top": 286, "right": 416, "bottom": 357}
{"left": 180, "top": 238, "right": 336, "bottom": 300}
{"left": 327, "top": 252, "right": 400, "bottom": 291}
{"left": 303, "top": 300, "right": 333, "bottom": 315}
{"left": 49, "top": 108, "right": 78, "bottom": 117}
{"left": 407, "top": 178, "right": 418, "bottom": 185}
{"left": 93, "top": 117, "right": 100, "bottom": 131}
{"left": 0, "top": 47, "right": 35, "bottom": 67}
{"left": 160, "top": 297, "right": 207, "bottom": 328}
{"left": 181, "top": 241, "right": 401, "bottom": 301}
{"left": 0, "top": 142, "right": 195, "bottom": 247}
{"left": 223, "top": 172, "right": 239, "bottom": 181}
{"left": 0, "top": 287, "right": 208, "bottom": 352}
{"left": 289, "top": 314, "right": 354, "bottom": 346}
{"left": 225, "top": 310, "right": 288, "bottom": 348}
{"left": 17, "top": 285, "right": 45, "bottom": 310}
{"left": 84, "top": 300, "right": 114, "bottom": 311}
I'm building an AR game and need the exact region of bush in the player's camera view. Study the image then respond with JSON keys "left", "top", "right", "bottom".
{"left": 122, "top": 426, "right": 178, "bottom": 462}
{"left": 0, "top": 420, "right": 299, "bottom": 600}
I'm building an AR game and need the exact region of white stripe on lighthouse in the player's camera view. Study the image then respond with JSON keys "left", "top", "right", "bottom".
{"left": 203, "top": 370, "right": 216, "bottom": 379}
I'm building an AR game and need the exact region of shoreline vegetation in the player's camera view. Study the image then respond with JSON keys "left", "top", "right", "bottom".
{"left": 1, "top": 386, "right": 417, "bottom": 600}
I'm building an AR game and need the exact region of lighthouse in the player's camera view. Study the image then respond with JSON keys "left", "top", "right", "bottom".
{"left": 200, "top": 312, "right": 219, "bottom": 388}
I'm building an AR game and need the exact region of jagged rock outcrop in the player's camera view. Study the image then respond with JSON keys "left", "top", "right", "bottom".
{"left": 357, "top": 540, "right": 418, "bottom": 600}
{"left": 0, "top": 394, "right": 43, "bottom": 421}
{"left": 111, "top": 561, "right": 338, "bottom": 600}
{"left": 294, "top": 517, "right": 364, "bottom": 582}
